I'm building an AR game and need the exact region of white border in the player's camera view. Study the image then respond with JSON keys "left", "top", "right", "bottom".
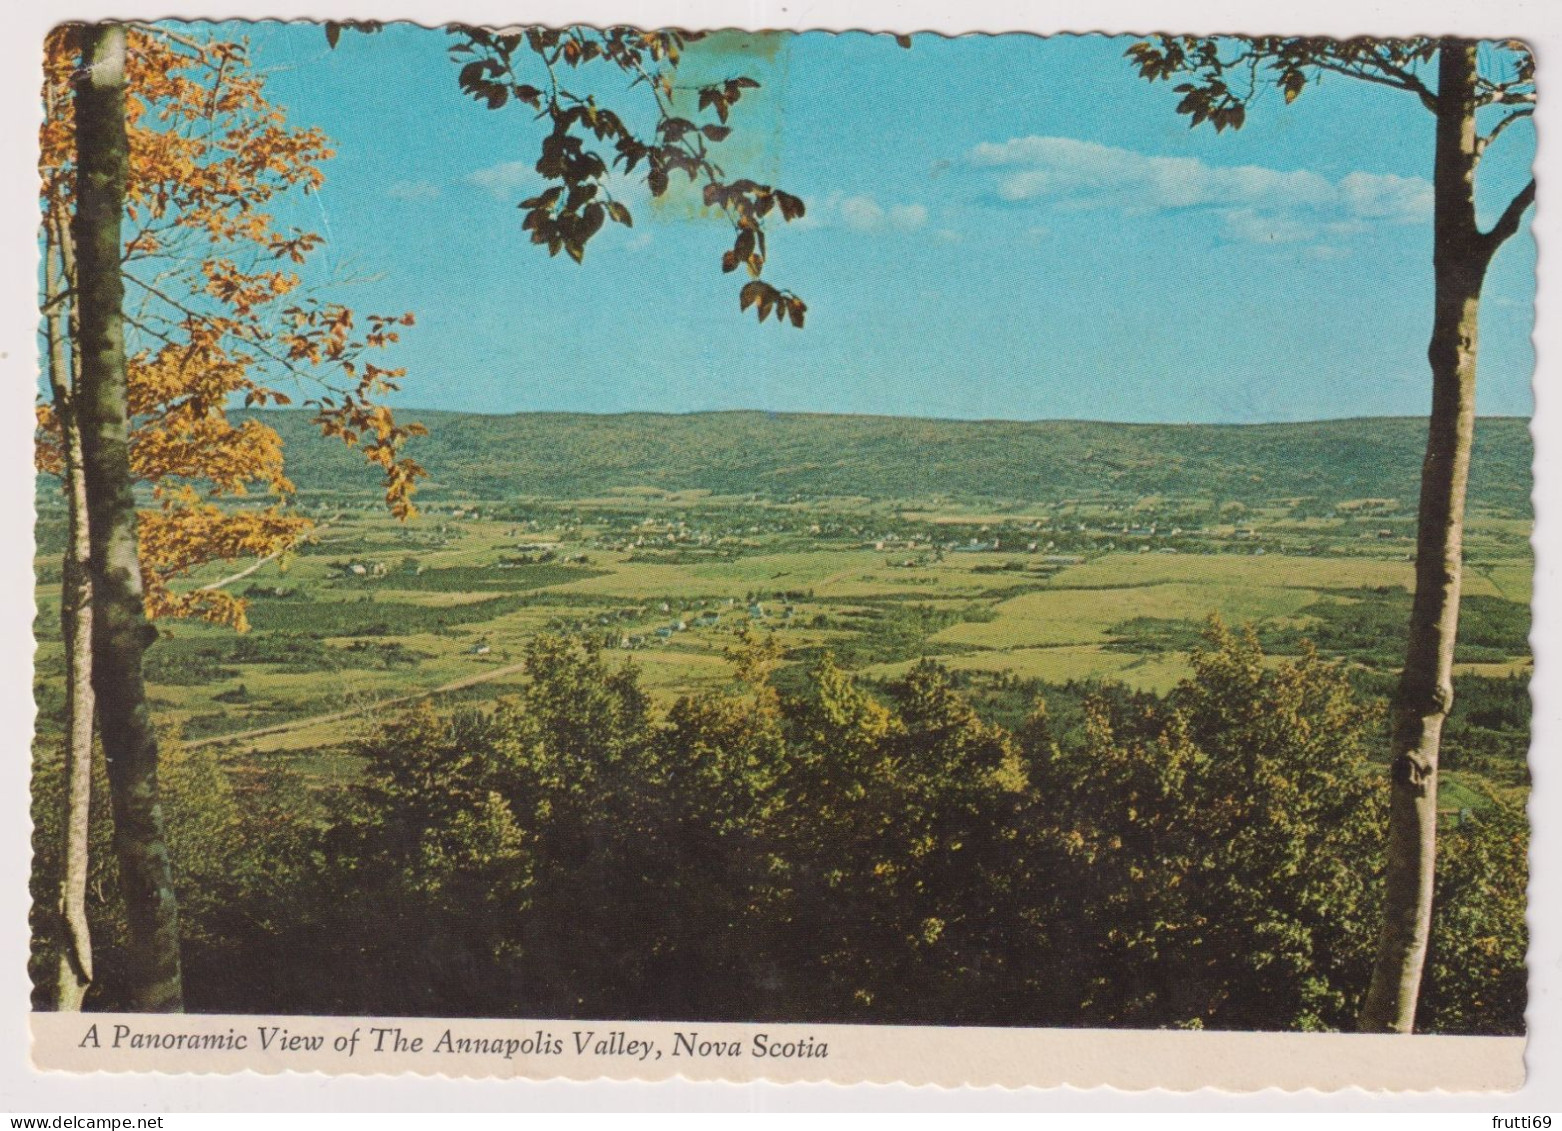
{"left": 3, "top": 0, "right": 1556, "bottom": 1113}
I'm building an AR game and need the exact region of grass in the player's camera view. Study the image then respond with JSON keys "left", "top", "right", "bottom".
{"left": 33, "top": 479, "right": 1534, "bottom": 803}
{"left": 932, "top": 572, "right": 1318, "bottom": 650}
{"left": 866, "top": 644, "right": 1194, "bottom": 694}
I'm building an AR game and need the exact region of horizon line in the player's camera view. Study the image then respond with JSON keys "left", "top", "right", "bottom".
{"left": 244, "top": 406, "right": 1534, "bottom": 429}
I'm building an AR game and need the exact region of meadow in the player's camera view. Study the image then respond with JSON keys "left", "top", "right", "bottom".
{"left": 33, "top": 421, "right": 1533, "bottom": 810}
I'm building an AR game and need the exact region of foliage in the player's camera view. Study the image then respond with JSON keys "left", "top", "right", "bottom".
{"left": 444, "top": 25, "right": 807, "bottom": 325}
{"left": 1124, "top": 35, "right": 1532, "bottom": 133}
{"left": 30, "top": 733, "right": 310, "bottom": 1011}
{"left": 144, "top": 633, "right": 431, "bottom": 682}
{"left": 1419, "top": 799, "right": 1528, "bottom": 1035}
{"left": 1265, "top": 590, "right": 1529, "bottom": 668}
{"left": 38, "top": 622, "right": 1522, "bottom": 1032}
{"left": 365, "top": 562, "right": 607, "bottom": 591}
{"left": 240, "top": 592, "right": 533, "bottom": 637}
{"left": 1109, "top": 590, "right": 1531, "bottom": 670}
{"left": 1440, "top": 674, "right": 1531, "bottom": 785}
{"left": 37, "top": 25, "right": 424, "bottom": 630}
{"left": 803, "top": 601, "right": 995, "bottom": 667}
{"left": 1024, "top": 621, "right": 1388, "bottom": 1030}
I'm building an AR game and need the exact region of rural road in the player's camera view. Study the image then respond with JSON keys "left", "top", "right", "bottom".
{"left": 184, "top": 658, "right": 530, "bottom": 750}
{"left": 185, "top": 514, "right": 533, "bottom": 750}
{"left": 187, "top": 542, "right": 872, "bottom": 751}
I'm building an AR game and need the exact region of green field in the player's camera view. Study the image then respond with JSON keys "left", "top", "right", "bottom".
{"left": 32, "top": 413, "right": 1534, "bottom": 805}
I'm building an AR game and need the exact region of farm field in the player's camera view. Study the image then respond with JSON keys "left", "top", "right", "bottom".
{"left": 33, "top": 457, "right": 1534, "bottom": 813}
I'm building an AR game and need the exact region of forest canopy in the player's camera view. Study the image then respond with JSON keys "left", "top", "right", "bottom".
{"left": 30, "top": 623, "right": 1526, "bottom": 1033}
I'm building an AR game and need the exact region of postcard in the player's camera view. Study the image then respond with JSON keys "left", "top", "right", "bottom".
{"left": 23, "top": 14, "right": 1538, "bottom": 1092}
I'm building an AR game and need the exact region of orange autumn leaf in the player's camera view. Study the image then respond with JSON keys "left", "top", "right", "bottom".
{"left": 39, "top": 24, "right": 425, "bottom": 629}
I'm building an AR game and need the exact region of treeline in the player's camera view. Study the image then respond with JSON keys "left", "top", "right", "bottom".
{"left": 1108, "top": 589, "right": 1531, "bottom": 669}
{"left": 30, "top": 624, "right": 1525, "bottom": 1033}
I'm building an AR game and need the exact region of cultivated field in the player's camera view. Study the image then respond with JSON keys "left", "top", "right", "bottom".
{"left": 33, "top": 474, "right": 1532, "bottom": 812}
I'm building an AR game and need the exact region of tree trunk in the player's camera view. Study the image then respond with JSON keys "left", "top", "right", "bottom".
{"left": 71, "top": 21, "right": 184, "bottom": 1012}
{"left": 1360, "top": 38, "right": 1488, "bottom": 1034}
{"left": 43, "top": 207, "right": 96, "bottom": 1012}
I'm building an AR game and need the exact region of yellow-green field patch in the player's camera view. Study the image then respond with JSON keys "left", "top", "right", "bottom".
{"left": 932, "top": 580, "right": 1317, "bottom": 651}
{"left": 1051, "top": 552, "right": 1417, "bottom": 592}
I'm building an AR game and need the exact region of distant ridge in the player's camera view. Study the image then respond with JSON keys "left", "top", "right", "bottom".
{"left": 244, "top": 410, "right": 1533, "bottom": 511}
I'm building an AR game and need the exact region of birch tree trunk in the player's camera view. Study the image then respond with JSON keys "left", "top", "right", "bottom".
{"left": 43, "top": 206, "right": 96, "bottom": 1012}
{"left": 1360, "top": 37, "right": 1532, "bottom": 1034}
{"left": 70, "top": 21, "right": 184, "bottom": 1012}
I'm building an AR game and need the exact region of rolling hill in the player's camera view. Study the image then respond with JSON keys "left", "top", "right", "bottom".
{"left": 243, "top": 410, "right": 1534, "bottom": 511}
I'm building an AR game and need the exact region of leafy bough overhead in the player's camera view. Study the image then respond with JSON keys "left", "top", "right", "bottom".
{"left": 39, "top": 25, "right": 428, "bottom": 630}
{"left": 1126, "top": 35, "right": 1534, "bottom": 136}
{"left": 447, "top": 25, "right": 809, "bottom": 327}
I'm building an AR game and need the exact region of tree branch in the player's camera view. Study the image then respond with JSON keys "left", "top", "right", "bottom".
{"left": 1482, "top": 178, "right": 1537, "bottom": 259}
{"left": 1311, "top": 55, "right": 1437, "bottom": 111}
{"left": 1364, "top": 49, "right": 1438, "bottom": 106}
{"left": 123, "top": 272, "right": 321, "bottom": 388}
{"left": 1474, "top": 73, "right": 1537, "bottom": 108}
{"left": 126, "top": 21, "right": 213, "bottom": 58}
{"left": 1479, "top": 107, "right": 1534, "bottom": 156}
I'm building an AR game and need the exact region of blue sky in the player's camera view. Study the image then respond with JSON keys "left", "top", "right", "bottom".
{"left": 226, "top": 24, "right": 1536, "bottom": 423}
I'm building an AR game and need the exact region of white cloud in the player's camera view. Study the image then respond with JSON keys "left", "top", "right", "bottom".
{"left": 968, "top": 135, "right": 1432, "bottom": 247}
{"left": 386, "top": 180, "right": 441, "bottom": 202}
{"left": 1337, "top": 172, "right": 1434, "bottom": 224}
{"left": 1221, "top": 208, "right": 1318, "bottom": 245}
{"left": 463, "top": 160, "right": 536, "bottom": 199}
{"left": 799, "top": 192, "right": 928, "bottom": 234}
